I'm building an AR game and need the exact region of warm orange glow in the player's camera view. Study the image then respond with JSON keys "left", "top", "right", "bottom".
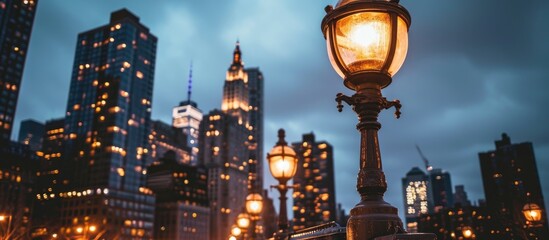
{"left": 268, "top": 145, "right": 298, "bottom": 182}
{"left": 327, "top": 11, "right": 409, "bottom": 78}
{"left": 462, "top": 227, "right": 473, "bottom": 238}
{"left": 89, "top": 225, "right": 97, "bottom": 232}
{"left": 236, "top": 213, "right": 250, "bottom": 229}
{"left": 231, "top": 226, "right": 241, "bottom": 236}
{"left": 523, "top": 203, "right": 542, "bottom": 222}
{"left": 246, "top": 193, "right": 264, "bottom": 215}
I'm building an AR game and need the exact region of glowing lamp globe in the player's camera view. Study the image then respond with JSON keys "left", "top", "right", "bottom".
{"left": 523, "top": 203, "right": 542, "bottom": 222}
{"left": 236, "top": 213, "right": 251, "bottom": 229}
{"left": 246, "top": 193, "right": 264, "bottom": 216}
{"left": 267, "top": 144, "right": 297, "bottom": 184}
{"left": 322, "top": 0, "right": 411, "bottom": 90}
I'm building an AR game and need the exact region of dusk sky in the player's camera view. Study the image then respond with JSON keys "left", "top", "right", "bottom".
{"left": 12, "top": 0, "right": 549, "bottom": 219}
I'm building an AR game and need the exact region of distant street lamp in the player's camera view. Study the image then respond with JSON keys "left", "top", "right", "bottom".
{"left": 267, "top": 129, "right": 298, "bottom": 239}
{"left": 322, "top": 0, "right": 412, "bottom": 239}
{"left": 246, "top": 193, "right": 264, "bottom": 239}
{"left": 462, "top": 226, "right": 474, "bottom": 239}
{"left": 523, "top": 203, "right": 543, "bottom": 223}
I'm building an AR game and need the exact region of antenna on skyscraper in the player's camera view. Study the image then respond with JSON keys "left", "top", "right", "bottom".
{"left": 187, "top": 61, "right": 193, "bottom": 102}
{"left": 416, "top": 144, "right": 433, "bottom": 172}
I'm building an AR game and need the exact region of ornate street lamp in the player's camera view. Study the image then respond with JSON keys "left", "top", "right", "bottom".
{"left": 321, "top": 0, "right": 411, "bottom": 239}
{"left": 523, "top": 203, "right": 543, "bottom": 223}
{"left": 267, "top": 129, "right": 298, "bottom": 239}
{"left": 237, "top": 213, "right": 251, "bottom": 230}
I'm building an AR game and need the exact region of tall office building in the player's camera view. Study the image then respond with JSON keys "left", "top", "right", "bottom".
{"left": 479, "top": 133, "right": 548, "bottom": 238}
{"left": 245, "top": 67, "right": 264, "bottom": 189}
{"left": 17, "top": 119, "right": 44, "bottom": 151}
{"left": 147, "top": 151, "right": 209, "bottom": 240}
{"left": 0, "top": 0, "right": 38, "bottom": 141}
{"left": 32, "top": 118, "right": 65, "bottom": 233}
{"left": 199, "top": 109, "right": 249, "bottom": 240}
{"left": 60, "top": 9, "right": 157, "bottom": 239}
{"left": 221, "top": 41, "right": 249, "bottom": 125}
{"left": 172, "top": 65, "right": 202, "bottom": 165}
{"left": 429, "top": 168, "right": 453, "bottom": 212}
{"left": 150, "top": 120, "right": 191, "bottom": 165}
{"left": 291, "top": 133, "right": 337, "bottom": 230}
{"left": 402, "top": 167, "right": 432, "bottom": 232}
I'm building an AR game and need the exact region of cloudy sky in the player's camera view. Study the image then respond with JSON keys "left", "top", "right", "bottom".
{"left": 13, "top": 0, "right": 549, "bottom": 220}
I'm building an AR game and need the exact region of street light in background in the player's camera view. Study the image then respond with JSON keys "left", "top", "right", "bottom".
{"left": 523, "top": 203, "right": 543, "bottom": 223}
{"left": 462, "top": 226, "right": 474, "bottom": 239}
{"left": 246, "top": 193, "right": 263, "bottom": 239}
{"left": 321, "top": 0, "right": 429, "bottom": 239}
{"left": 267, "top": 129, "right": 298, "bottom": 239}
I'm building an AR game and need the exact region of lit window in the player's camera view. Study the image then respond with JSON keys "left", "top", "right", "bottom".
{"left": 136, "top": 71, "right": 144, "bottom": 79}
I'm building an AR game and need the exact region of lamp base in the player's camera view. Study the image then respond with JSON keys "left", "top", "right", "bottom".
{"left": 346, "top": 198, "right": 404, "bottom": 240}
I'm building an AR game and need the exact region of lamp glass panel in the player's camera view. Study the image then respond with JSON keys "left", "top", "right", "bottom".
{"left": 388, "top": 16, "right": 409, "bottom": 76}
{"left": 335, "top": 12, "right": 391, "bottom": 73}
{"left": 268, "top": 146, "right": 297, "bottom": 180}
{"left": 237, "top": 214, "right": 250, "bottom": 229}
{"left": 246, "top": 193, "right": 263, "bottom": 215}
{"left": 326, "top": 30, "right": 345, "bottom": 78}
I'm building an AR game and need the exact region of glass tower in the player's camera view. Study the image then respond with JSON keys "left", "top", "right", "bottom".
{"left": 60, "top": 9, "right": 157, "bottom": 239}
{"left": 0, "top": 0, "right": 38, "bottom": 141}
{"left": 291, "top": 133, "right": 337, "bottom": 230}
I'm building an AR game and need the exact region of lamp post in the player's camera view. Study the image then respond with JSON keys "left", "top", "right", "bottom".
{"left": 321, "top": 0, "right": 414, "bottom": 239}
{"left": 267, "top": 129, "right": 298, "bottom": 239}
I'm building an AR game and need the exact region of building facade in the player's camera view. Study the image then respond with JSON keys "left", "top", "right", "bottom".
{"left": 402, "top": 167, "right": 432, "bottom": 232}
{"left": 245, "top": 67, "right": 264, "bottom": 189}
{"left": 17, "top": 119, "right": 44, "bottom": 151}
{"left": 199, "top": 109, "right": 250, "bottom": 240}
{"left": 0, "top": 142, "right": 37, "bottom": 239}
{"left": 59, "top": 9, "right": 157, "bottom": 239}
{"left": 147, "top": 151, "right": 209, "bottom": 240}
{"left": 291, "top": 133, "right": 337, "bottom": 230}
{"left": 417, "top": 204, "right": 502, "bottom": 239}
{"left": 429, "top": 168, "right": 453, "bottom": 213}
{"left": 150, "top": 120, "right": 191, "bottom": 165}
{"left": 479, "top": 133, "right": 548, "bottom": 239}
{"left": 0, "top": 0, "right": 38, "bottom": 141}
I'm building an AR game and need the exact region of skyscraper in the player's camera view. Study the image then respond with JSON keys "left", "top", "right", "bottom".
{"left": 291, "top": 133, "right": 337, "bottom": 230}
{"left": 0, "top": 0, "right": 38, "bottom": 141}
{"left": 150, "top": 120, "right": 191, "bottom": 164}
{"left": 18, "top": 118, "right": 44, "bottom": 151}
{"left": 429, "top": 168, "right": 453, "bottom": 212}
{"left": 402, "top": 167, "right": 432, "bottom": 232}
{"left": 60, "top": 9, "right": 157, "bottom": 239}
{"left": 199, "top": 109, "right": 250, "bottom": 240}
{"left": 221, "top": 41, "right": 249, "bottom": 125}
{"left": 147, "top": 151, "right": 210, "bottom": 240}
{"left": 32, "top": 117, "right": 65, "bottom": 233}
{"left": 245, "top": 67, "right": 264, "bottom": 189}
{"left": 479, "top": 133, "right": 548, "bottom": 238}
{"left": 172, "top": 64, "right": 202, "bottom": 165}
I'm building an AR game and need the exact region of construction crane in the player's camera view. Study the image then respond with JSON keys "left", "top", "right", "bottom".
{"left": 415, "top": 144, "right": 433, "bottom": 172}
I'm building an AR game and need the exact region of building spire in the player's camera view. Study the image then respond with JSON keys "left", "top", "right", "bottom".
{"left": 187, "top": 61, "right": 193, "bottom": 102}
{"left": 232, "top": 40, "right": 242, "bottom": 66}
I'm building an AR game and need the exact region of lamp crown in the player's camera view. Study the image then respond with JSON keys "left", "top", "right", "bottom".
{"left": 277, "top": 128, "right": 287, "bottom": 146}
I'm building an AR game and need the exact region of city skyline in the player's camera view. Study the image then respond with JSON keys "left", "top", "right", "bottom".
{"left": 11, "top": 0, "right": 549, "bottom": 220}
